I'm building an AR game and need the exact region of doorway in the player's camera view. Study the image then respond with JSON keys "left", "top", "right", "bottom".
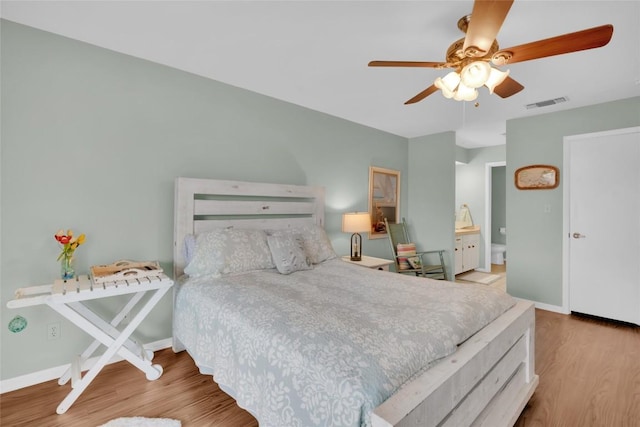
{"left": 484, "top": 161, "right": 506, "bottom": 272}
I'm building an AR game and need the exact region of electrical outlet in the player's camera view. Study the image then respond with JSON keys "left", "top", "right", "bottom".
{"left": 47, "top": 322, "right": 60, "bottom": 340}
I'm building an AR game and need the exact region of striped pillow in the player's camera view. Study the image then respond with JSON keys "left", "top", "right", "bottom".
{"left": 397, "top": 243, "right": 416, "bottom": 270}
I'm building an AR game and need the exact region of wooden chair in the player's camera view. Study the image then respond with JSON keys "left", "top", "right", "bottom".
{"left": 384, "top": 218, "right": 448, "bottom": 280}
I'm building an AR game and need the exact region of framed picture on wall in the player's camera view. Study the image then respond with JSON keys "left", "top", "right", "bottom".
{"left": 515, "top": 164, "right": 559, "bottom": 190}
{"left": 368, "top": 166, "right": 400, "bottom": 239}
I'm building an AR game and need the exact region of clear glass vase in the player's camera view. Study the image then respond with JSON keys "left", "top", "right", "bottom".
{"left": 61, "top": 256, "right": 75, "bottom": 280}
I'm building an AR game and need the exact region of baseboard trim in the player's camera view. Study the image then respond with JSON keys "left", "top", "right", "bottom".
{"left": 0, "top": 337, "right": 172, "bottom": 394}
{"left": 515, "top": 297, "right": 568, "bottom": 314}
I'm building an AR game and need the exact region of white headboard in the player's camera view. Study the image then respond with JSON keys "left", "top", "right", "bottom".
{"left": 173, "top": 177, "right": 326, "bottom": 278}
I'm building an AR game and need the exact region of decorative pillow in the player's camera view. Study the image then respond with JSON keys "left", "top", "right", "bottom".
{"left": 183, "top": 234, "right": 197, "bottom": 265}
{"left": 184, "top": 228, "right": 275, "bottom": 277}
{"left": 269, "top": 224, "right": 337, "bottom": 264}
{"left": 397, "top": 242, "right": 420, "bottom": 270}
{"left": 267, "top": 234, "right": 313, "bottom": 275}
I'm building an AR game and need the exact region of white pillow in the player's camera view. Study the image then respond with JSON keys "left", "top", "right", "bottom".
{"left": 183, "top": 233, "right": 197, "bottom": 265}
{"left": 184, "top": 228, "right": 275, "bottom": 277}
{"left": 269, "top": 224, "right": 337, "bottom": 264}
{"left": 267, "top": 234, "right": 313, "bottom": 275}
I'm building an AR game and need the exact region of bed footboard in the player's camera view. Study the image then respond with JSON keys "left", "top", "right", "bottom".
{"left": 372, "top": 300, "right": 537, "bottom": 427}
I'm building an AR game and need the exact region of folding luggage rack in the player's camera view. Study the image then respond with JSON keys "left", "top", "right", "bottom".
{"left": 7, "top": 272, "right": 174, "bottom": 414}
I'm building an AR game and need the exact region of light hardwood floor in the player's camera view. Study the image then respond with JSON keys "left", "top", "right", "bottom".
{"left": 515, "top": 310, "right": 640, "bottom": 427}
{"left": 2, "top": 308, "right": 638, "bottom": 426}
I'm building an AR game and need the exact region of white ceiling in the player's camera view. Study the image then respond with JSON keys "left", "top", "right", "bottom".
{"left": 2, "top": 1, "right": 639, "bottom": 148}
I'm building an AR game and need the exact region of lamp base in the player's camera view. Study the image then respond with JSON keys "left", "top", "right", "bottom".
{"left": 350, "top": 233, "right": 362, "bottom": 262}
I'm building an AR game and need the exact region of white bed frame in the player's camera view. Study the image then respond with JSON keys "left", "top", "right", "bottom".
{"left": 173, "top": 177, "right": 538, "bottom": 427}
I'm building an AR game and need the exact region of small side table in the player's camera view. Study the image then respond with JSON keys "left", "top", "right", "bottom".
{"left": 7, "top": 273, "right": 173, "bottom": 414}
{"left": 341, "top": 255, "right": 394, "bottom": 271}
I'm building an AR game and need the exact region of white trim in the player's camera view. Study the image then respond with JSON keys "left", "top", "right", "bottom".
{"left": 515, "top": 297, "right": 568, "bottom": 314}
{"left": 484, "top": 161, "right": 506, "bottom": 272}
{"left": 562, "top": 138, "right": 572, "bottom": 314}
{"left": 0, "top": 338, "right": 172, "bottom": 394}
{"left": 562, "top": 126, "right": 640, "bottom": 314}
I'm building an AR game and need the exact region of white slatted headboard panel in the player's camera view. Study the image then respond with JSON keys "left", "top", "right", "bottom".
{"left": 173, "top": 177, "right": 325, "bottom": 278}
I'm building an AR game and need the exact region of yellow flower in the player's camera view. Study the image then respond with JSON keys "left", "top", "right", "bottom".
{"left": 54, "top": 229, "right": 86, "bottom": 262}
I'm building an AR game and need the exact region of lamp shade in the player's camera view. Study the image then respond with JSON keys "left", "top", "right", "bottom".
{"left": 453, "top": 82, "right": 478, "bottom": 101}
{"left": 342, "top": 212, "right": 371, "bottom": 233}
{"left": 484, "top": 67, "right": 510, "bottom": 94}
{"left": 460, "top": 61, "right": 491, "bottom": 89}
{"left": 434, "top": 71, "right": 460, "bottom": 99}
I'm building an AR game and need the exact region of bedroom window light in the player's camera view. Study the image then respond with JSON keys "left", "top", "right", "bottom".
{"left": 342, "top": 212, "right": 371, "bottom": 261}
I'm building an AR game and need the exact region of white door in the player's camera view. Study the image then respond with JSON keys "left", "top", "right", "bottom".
{"left": 567, "top": 128, "right": 640, "bottom": 325}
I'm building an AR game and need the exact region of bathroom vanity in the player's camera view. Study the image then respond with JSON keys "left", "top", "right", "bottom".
{"left": 454, "top": 226, "right": 480, "bottom": 275}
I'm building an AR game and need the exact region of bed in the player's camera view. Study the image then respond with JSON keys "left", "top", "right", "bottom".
{"left": 172, "top": 177, "right": 538, "bottom": 427}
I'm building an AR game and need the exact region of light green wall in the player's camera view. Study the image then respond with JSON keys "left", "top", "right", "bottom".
{"left": 0, "top": 20, "right": 408, "bottom": 380}
{"left": 506, "top": 96, "right": 640, "bottom": 306}
{"left": 455, "top": 145, "right": 506, "bottom": 269}
{"left": 407, "top": 132, "right": 456, "bottom": 279}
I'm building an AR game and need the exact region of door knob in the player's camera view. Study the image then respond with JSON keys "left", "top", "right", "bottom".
{"left": 573, "top": 232, "right": 586, "bottom": 239}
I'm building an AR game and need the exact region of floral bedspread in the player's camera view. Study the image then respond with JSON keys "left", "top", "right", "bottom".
{"left": 173, "top": 259, "right": 515, "bottom": 427}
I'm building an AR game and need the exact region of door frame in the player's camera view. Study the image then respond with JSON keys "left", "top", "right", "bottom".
{"left": 562, "top": 126, "right": 640, "bottom": 314}
{"left": 484, "top": 161, "right": 506, "bottom": 272}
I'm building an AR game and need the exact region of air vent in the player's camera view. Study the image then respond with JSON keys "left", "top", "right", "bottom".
{"left": 525, "top": 97, "right": 569, "bottom": 109}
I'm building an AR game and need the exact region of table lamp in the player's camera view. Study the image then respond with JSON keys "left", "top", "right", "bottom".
{"left": 342, "top": 212, "right": 371, "bottom": 261}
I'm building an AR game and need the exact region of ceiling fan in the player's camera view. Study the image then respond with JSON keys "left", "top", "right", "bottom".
{"left": 369, "top": 0, "right": 613, "bottom": 104}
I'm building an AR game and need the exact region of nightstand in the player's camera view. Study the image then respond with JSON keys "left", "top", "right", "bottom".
{"left": 341, "top": 255, "right": 394, "bottom": 271}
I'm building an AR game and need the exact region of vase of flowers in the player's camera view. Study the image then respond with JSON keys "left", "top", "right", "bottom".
{"left": 55, "top": 229, "right": 86, "bottom": 280}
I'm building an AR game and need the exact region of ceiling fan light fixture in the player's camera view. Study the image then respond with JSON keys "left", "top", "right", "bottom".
{"left": 484, "top": 67, "right": 510, "bottom": 94}
{"left": 460, "top": 61, "right": 491, "bottom": 88}
{"left": 453, "top": 82, "right": 478, "bottom": 101}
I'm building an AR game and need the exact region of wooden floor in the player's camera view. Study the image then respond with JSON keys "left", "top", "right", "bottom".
{"left": 514, "top": 310, "right": 640, "bottom": 427}
{"left": 2, "top": 308, "right": 638, "bottom": 426}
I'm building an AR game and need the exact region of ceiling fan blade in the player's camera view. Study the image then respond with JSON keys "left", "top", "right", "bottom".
{"left": 463, "top": 0, "right": 514, "bottom": 56}
{"left": 493, "top": 24, "right": 614, "bottom": 65}
{"left": 492, "top": 76, "right": 524, "bottom": 98}
{"left": 404, "top": 85, "right": 439, "bottom": 104}
{"left": 369, "top": 60, "right": 446, "bottom": 68}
